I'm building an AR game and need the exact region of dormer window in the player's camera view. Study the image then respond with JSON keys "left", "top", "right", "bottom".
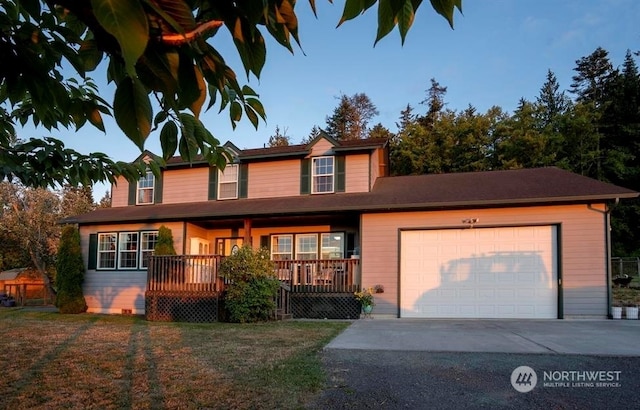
{"left": 312, "top": 156, "right": 334, "bottom": 194}
{"left": 218, "top": 164, "right": 239, "bottom": 200}
{"left": 137, "top": 172, "right": 155, "bottom": 204}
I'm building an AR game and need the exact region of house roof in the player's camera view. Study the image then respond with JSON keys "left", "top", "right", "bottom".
{"left": 64, "top": 167, "right": 638, "bottom": 225}
{"left": 0, "top": 268, "right": 43, "bottom": 281}
{"left": 162, "top": 137, "right": 389, "bottom": 165}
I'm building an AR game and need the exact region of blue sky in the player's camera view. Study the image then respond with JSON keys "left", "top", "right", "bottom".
{"left": 17, "top": 0, "right": 640, "bottom": 198}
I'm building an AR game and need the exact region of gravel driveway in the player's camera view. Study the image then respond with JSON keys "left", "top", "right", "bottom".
{"left": 309, "top": 350, "right": 640, "bottom": 409}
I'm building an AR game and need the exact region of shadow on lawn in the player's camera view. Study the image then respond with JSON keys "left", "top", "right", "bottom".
{"left": 9, "top": 315, "right": 100, "bottom": 396}
{"left": 122, "top": 323, "right": 164, "bottom": 409}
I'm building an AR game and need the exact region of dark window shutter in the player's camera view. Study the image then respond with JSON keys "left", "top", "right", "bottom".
{"left": 208, "top": 167, "right": 218, "bottom": 200}
{"left": 300, "top": 158, "right": 310, "bottom": 194}
{"left": 154, "top": 172, "right": 163, "bottom": 204}
{"left": 239, "top": 163, "right": 248, "bottom": 198}
{"left": 335, "top": 155, "right": 345, "bottom": 192}
{"left": 260, "top": 235, "right": 270, "bottom": 251}
{"left": 88, "top": 233, "right": 98, "bottom": 270}
{"left": 128, "top": 181, "right": 136, "bottom": 205}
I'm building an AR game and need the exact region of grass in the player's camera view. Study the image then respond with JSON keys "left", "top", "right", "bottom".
{"left": 0, "top": 309, "right": 349, "bottom": 409}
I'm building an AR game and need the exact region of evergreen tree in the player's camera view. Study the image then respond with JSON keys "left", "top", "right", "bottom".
{"left": 60, "top": 185, "right": 96, "bottom": 218}
{"left": 267, "top": 126, "right": 291, "bottom": 147}
{"left": 368, "top": 123, "right": 394, "bottom": 140}
{"left": 418, "top": 78, "right": 448, "bottom": 128}
{"left": 155, "top": 226, "right": 177, "bottom": 255}
{"left": 55, "top": 226, "right": 88, "bottom": 314}
{"left": 570, "top": 47, "right": 615, "bottom": 107}
{"left": 325, "top": 93, "right": 378, "bottom": 140}
{"left": 536, "top": 70, "right": 570, "bottom": 129}
{"left": 302, "top": 125, "right": 323, "bottom": 144}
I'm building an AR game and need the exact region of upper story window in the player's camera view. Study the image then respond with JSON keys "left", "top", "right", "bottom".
{"left": 312, "top": 156, "right": 334, "bottom": 194}
{"left": 137, "top": 172, "right": 155, "bottom": 204}
{"left": 218, "top": 164, "right": 239, "bottom": 200}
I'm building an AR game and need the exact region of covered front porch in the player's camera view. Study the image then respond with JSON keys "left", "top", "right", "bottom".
{"left": 145, "top": 254, "right": 362, "bottom": 322}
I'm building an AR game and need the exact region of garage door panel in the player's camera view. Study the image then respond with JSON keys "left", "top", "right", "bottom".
{"left": 401, "top": 226, "right": 557, "bottom": 319}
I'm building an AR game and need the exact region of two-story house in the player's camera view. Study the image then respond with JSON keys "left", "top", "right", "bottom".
{"left": 65, "top": 134, "right": 637, "bottom": 320}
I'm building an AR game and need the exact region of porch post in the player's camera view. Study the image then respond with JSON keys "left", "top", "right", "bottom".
{"left": 244, "top": 218, "right": 252, "bottom": 247}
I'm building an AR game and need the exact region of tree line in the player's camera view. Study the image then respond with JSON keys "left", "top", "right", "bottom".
{"left": 268, "top": 47, "right": 640, "bottom": 256}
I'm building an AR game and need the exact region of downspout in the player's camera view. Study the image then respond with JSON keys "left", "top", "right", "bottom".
{"left": 605, "top": 199, "right": 618, "bottom": 319}
{"left": 588, "top": 199, "right": 618, "bottom": 318}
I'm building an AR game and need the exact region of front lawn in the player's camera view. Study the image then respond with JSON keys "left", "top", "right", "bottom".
{"left": 0, "top": 309, "right": 348, "bottom": 409}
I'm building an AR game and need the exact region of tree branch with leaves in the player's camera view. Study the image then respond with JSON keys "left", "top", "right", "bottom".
{"left": 1, "top": 0, "right": 462, "bottom": 187}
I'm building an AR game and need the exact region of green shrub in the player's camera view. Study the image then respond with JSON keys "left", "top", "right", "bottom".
{"left": 155, "top": 225, "right": 176, "bottom": 255}
{"left": 219, "top": 246, "right": 279, "bottom": 323}
{"left": 55, "top": 225, "right": 87, "bottom": 314}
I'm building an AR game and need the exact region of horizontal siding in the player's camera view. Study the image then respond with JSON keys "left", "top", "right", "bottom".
{"left": 79, "top": 222, "right": 184, "bottom": 314}
{"left": 83, "top": 271, "right": 146, "bottom": 314}
{"left": 110, "top": 177, "right": 129, "bottom": 207}
{"left": 361, "top": 204, "right": 608, "bottom": 317}
{"left": 162, "top": 168, "right": 208, "bottom": 204}
{"left": 345, "top": 154, "right": 370, "bottom": 193}
{"left": 370, "top": 148, "right": 380, "bottom": 189}
{"left": 310, "top": 138, "right": 334, "bottom": 157}
{"left": 248, "top": 160, "right": 300, "bottom": 198}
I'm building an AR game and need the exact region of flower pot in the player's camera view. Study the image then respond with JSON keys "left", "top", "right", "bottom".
{"left": 624, "top": 306, "right": 638, "bottom": 320}
{"left": 362, "top": 304, "right": 373, "bottom": 314}
{"left": 611, "top": 306, "right": 622, "bottom": 319}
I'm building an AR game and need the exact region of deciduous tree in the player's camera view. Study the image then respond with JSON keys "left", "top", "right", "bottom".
{"left": 1, "top": 0, "right": 461, "bottom": 187}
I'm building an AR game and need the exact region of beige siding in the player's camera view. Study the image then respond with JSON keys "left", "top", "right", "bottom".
{"left": 361, "top": 204, "right": 608, "bottom": 318}
{"left": 110, "top": 177, "right": 129, "bottom": 207}
{"left": 369, "top": 148, "right": 380, "bottom": 189}
{"left": 80, "top": 222, "right": 184, "bottom": 314}
{"left": 309, "top": 137, "right": 335, "bottom": 157}
{"left": 248, "top": 160, "right": 300, "bottom": 198}
{"left": 162, "top": 168, "right": 208, "bottom": 204}
{"left": 345, "top": 154, "right": 370, "bottom": 193}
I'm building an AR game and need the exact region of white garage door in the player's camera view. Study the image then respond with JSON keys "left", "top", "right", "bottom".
{"left": 400, "top": 226, "right": 557, "bottom": 319}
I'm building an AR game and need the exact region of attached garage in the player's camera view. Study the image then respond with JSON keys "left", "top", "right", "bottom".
{"left": 400, "top": 226, "right": 558, "bottom": 319}
{"left": 360, "top": 168, "right": 638, "bottom": 319}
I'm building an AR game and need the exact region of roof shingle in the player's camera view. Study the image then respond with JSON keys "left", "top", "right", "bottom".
{"left": 64, "top": 167, "right": 637, "bottom": 225}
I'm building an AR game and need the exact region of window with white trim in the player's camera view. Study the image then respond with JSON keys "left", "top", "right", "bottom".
{"left": 271, "top": 235, "right": 293, "bottom": 260}
{"left": 218, "top": 164, "right": 239, "bottom": 200}
{"left": 140, "top": 231, "right": 159, "bottom": 268}
{"left": 312, "top": 156, "right": 334, "bottom": 194}
{"left": 296, "top": 234, "right": 318, "bottom": 260}
{"left": 118, "top": 232, "right": 138, "bottom": 269}
{"left": 321, "top": 233, "right": 344, "bottom": 259}
{"left": 137, "top": 172, "right": 155, "bottom": 204}
{"left": 97, "top": 233, "right": 117, "bottom": 269}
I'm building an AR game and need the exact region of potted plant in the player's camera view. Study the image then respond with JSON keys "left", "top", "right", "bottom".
{"left": 624, "top": 304, "right": 638, "bottom": 320}
{"left": 611, "top": 304, "right": 623, "bottom": 319}
{"left": 354, "top": 287, "right": 375, "bottom": 315}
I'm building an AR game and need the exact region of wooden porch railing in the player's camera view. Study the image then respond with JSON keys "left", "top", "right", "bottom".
{"left": 147, "top": 256, "right": 361, "bottom": 293}
{"left": 272, "top": 258, "right": 360, "bottom": 292}
{"left": 147, "top": 255, "right": 223, "bottom": 292}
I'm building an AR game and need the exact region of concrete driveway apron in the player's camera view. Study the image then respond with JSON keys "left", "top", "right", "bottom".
{"left": 325, "top": 319, "right": 640, "bottom": 356}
